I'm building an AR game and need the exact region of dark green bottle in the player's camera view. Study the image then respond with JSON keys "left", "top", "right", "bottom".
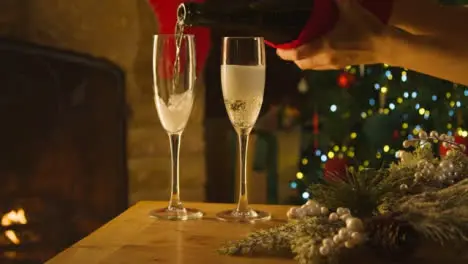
{"left": 177, "top": 1, "right": 314, "bottom": 46}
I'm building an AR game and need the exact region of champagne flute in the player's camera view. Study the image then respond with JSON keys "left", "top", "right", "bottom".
{"left": 150, "top": 34, "right": 203, "bottom": 220}
{"left": 216, "top": 37, "right": 271, "bottom": 222}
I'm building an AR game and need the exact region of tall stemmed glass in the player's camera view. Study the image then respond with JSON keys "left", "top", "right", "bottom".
{"left": 216, "top": 37, "right": 271, "bottom": 222}
{"left": 150, "top": 34, "right": 203, "bottom": 220}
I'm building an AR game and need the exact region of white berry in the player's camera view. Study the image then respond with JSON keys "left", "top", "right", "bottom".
{"left": 304, "top": 205, "right": 321, "bottom": 217}
{"left": 338, "top": 228, "right": 349, "bottom": 240}
{"left": 418, "top": 131, "right": 428, "bottom": 140}
{"left": 340, "top": 213, "right": 351, "bottom": 221}
{"left": 345, "top": 241, "right": 356, "bottom": 249}
{"left": 320, "top": 207, "right": 329, "bottom": 215}
{"left": 323, "top": 238, "right": 334, "bottom": 247}
{"left": 333, "top": 235, "right": 341, "bottom": 244}
{"left": 403, "top": 140, "right": 412, "bottom": 148}
{"left": 287, "top": 207, "right": 301, "bottom": 219}
{"left": 336, "top": 207, "right": 346, "bottom": 215}
{"left": 329, "top": 213, "right": 339, "bottom": 221}
{"left": 346, "top": 217, "right": 364, "bottom": 232}
{"left": 319, "top": 245, "right": 330, "bottom": 256}
{"left": 350, "top": 232, "right": 364, "bottom": 244}
{"left": 304, "top": 200, "right": 319, "bottom": 208}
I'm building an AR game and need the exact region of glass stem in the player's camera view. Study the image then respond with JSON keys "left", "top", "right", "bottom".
{"left": 168, "top": 132, "right": 183, "bottom": 210}
{"left": 236, "top": 130, "right": 250, "bottom": 213}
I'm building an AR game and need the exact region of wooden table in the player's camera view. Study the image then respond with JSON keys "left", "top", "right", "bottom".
{"left": 46, "top": 202, "right": 295, "bottom": 264}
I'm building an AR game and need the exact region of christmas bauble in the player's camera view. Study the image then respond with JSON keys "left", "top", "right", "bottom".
{"left": 337, "top": 72, "right": 356, "bottom": 89}
{"left": 439, "top": 135, "right": 468, "bottom": 156}
{"left": 324, "top": 157, "right": 348, "bottom": 182}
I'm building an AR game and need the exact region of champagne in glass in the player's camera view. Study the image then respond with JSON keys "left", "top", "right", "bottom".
{"left": 151, "top": 34, "right": 203, "bottom": 221}
{"left": 217, "top": 37, "right": 271, "bottom": 222}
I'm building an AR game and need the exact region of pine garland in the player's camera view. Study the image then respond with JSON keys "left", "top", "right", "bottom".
{"left": 219, "top": 131, "right": 468, "bottom": 263}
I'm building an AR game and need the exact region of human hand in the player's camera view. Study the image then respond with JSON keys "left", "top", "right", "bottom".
{"left": 276, "top": 0, "right": 389, "bottom": 70}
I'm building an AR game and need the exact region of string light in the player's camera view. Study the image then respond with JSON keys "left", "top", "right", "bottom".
{"left": 381, "top": 87, "right": 388, "bottom": 94}
{"left": 350, "top": 132, "right": 357, "bottom": 139}
{"left": 411, "top": 92, "right": 418, "bottom": 98}
{"left": 302, "top": 158, "right": 309, "bottom": 165}
{"left": 446, "top": 92, "right": 452, "bottom": 99}
{"left": 432, "top": 95, "right": 438, "bottom": 101}
{"left": 383, "top": 145, "right": 390, "bottom": 152}
{"left": 385, "top": 70, "right": 393, "bottom": 80}
{"left": 424, "top": 111, "right": 430, "bottom": 120}
{"left": 330, "top": 104, "right": 338, "bottom": 112}
{"left": 302, "top": 192, "right": 310, "bottom": 199}
{"left": 328, "top": 151, "right": 335, "bottom": 159}
{"left": 401, "top": 71, "right": 407, "bottom": 82}
{"left": 296, "top": 172, "right": 304, "bottom": 179}
{"left": 403, "top": 92, "right": 409, "bottom": 98}
{"left": 397, "top": 97, "right": 403, "bottom": 104}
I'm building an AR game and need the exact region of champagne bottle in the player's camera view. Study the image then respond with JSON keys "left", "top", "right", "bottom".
{"left": 177, "top": 0, "right": 394, "bottom": 49}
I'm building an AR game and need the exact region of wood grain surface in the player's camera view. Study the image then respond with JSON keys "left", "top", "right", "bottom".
{"left": 46, "top": 202, "right": 295, "bottom": 264}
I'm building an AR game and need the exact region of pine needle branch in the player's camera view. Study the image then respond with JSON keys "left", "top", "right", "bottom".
{"left": 395, "top": 179, "right": 468, "bottom": 245}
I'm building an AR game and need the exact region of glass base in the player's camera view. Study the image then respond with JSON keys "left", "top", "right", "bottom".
{"left": 149, "top": 207, "right": 203, "bottom": 221}
{"left": 216, "top": 208, "right": 271, "bottom": 223}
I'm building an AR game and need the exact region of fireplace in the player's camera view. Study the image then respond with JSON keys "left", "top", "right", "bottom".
{"left": 0, "top": 39, "right": 128, "bottom": 263}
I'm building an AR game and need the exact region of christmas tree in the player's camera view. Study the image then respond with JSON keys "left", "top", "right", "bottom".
{"left": 288, "top": 64, "right": 468, "bottom": 204}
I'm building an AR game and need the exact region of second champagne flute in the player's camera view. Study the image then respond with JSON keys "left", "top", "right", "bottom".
{"left": 216, "top": 37, "right": 271, "bottom": 222}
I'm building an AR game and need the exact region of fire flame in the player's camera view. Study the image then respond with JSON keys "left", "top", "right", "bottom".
{"left": 1, "top": 209, "right": 28, "bottom": 245}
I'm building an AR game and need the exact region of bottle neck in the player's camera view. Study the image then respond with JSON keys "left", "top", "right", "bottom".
{"left": 179, "top": 2, "right": 310, "bottom": 27}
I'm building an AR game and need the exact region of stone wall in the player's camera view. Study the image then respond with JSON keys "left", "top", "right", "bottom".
{"left": 0, "top": 0, "right": 206, "bottom": 205}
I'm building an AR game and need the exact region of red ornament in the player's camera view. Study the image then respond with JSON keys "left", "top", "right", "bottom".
{"left": 337, "top": 72, "right": 355, "bottom": 89}
{"left": 393, "top": 130, "right": 399, "bottom": 139}
{"left": 439, "top": 135, "right": 468, "bottom": 156}
{"left": 323, "top": 157, "right": 348, "bottom": 182}
{"left": 312, "top": 110, "right": 320, "bottom": 148}
{"left": 148, "top": 0, "right": 211, "bottom": 74}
